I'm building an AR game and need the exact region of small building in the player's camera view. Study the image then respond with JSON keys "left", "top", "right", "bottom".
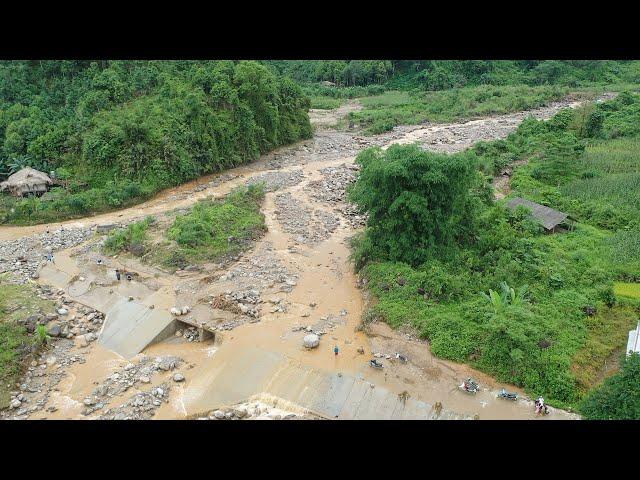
{"left": 320, "top": 80, "right": 336, "bottom": 87}
{"left": 506, "top": 197, "right": 575, "bottom": 233}
{"left": 628, "top": 322, "right": 640, "bottom": 356}
{"left": 0, "top": 167, "right": 53, "bottom": 197}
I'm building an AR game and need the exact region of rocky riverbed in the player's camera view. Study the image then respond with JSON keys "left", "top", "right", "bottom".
{"left": 0, "top": 227, "right": 94, "bottom": 283}
{"left": 1, "top": 94, "right": 600, "bottom": 420}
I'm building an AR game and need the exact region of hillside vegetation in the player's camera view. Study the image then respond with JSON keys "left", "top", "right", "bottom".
{"left": 0, "top": 275, "right": 55, "bottom": 408}
{"left": 266, "top": 60, "right": 640, "bottom": 90}
{"left": 0, "top": 61, "right": 312, "bottom": 224}
{"left": 349, "top": 92, "right": 640, "bottom": 411}
{"left": 349, "top": 85, "right": 573, "bottom": 134}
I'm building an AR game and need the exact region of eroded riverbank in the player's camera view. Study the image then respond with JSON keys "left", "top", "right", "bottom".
{"left": 1, "top": 96, "right": 601, "bottom": 420}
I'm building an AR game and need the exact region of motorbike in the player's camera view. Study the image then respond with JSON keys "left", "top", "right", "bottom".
{"left": 459, "top": 378, "right": 479, "bottom": 394}
{"left": 369, "top": 359, "right": 384, "bottom": 369}
{"left": 395, "top": 353, "right": 408, "bottom": 364}
{"left": 497, "top": 388, "right": 518, "bottom": 401}
{"left": 534, "top": 399, "right": 550, "bottom": 415}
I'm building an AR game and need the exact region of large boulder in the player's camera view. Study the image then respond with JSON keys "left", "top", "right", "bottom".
{"left": 47, "top": 323, "right": 61, "bottom": 337}
{"left": 233, "top": 406, "right": 248, "bottom": 418}
{"left": 129, "top": 243, "right": 146, "bottom": 257}
{"left": 303, "top": 333, "right": 320, "bottom": 349}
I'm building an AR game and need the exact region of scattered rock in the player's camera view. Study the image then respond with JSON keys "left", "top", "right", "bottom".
{"left": 303, "top": 333, "right": 320, "bottom": 349}
{"left": 47, "top": 323, "right": 61, "bottom": 337}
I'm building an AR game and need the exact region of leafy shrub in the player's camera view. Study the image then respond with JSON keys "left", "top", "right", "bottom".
{"left": 348, "top": 145, "right": 487, "bottom": 267}
{"left": 35, "top": 324, "right": 49, "bottom": 345}
{"left": 160, "top": 184, "right": 266, "bottom": 268}
{"left": 103, "top": 216, "right": 154, "bottom": 256}
{"left": 579, "top": 353, "right": 640, "bottom": 419}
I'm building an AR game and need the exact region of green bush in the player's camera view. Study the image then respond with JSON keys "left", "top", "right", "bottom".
{"left": 35, "top": 324, "right": 50, "bottom": 345}
{"left": 579, "top": 353, "right": 640, "bottom": 419}
{"left": 103, "top": 216, "right": 154, "bottom": 256}
{"left": 348, "top": 145, "right": 488, "bottom": 267}
{"left": 159, "top": 184, "right": 266, "bottom": 268}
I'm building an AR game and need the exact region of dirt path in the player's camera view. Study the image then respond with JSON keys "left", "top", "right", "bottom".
{"left": 2, "top": 96, "right": 603, "bottom": 420}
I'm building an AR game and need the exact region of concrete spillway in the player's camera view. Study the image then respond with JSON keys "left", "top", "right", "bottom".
{"left": 98, "top": 298, "right": 175, "bottom": 359}
{"left": 182, "top": 347, "right": 471, "bottom": 420}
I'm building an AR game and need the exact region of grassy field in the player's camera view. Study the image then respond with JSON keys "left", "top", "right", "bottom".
{"left": 0, "top": 275, "right": 55, "bottom": 408}
{"left": 309, "top": 96, "right": 343, "bottom": 110}
{"left": 614, "top": 282, "right": 640, "bottom": 299}
{"left": 358, "top": 90, "right": 412, "bottom": 108}
{"left": 557, "top": 138, "right": 640, "bottom": 229}
{"left": 571, "top": 304, "right": 639, "bottom": 395}
{"left": 103, "top": 216, "right": 155, "bottom": 256}
{"left": 349, "top": 85, "right": 573, "bottom": 134}
{"left": 103, "top": 185, "right": 267, "bottom": 272}
{"left": 608, "top": 228, "right": 640, "bottom": 272}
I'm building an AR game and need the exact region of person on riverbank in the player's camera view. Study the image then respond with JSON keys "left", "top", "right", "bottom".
{"left": 334, "top": 345, "right": 339, "bottom": 356}
{"left": 46, "top": 252, "right": 54, "bottom": 264}
{"left": 115, "top": 269, "right": 121, "bottom": 281}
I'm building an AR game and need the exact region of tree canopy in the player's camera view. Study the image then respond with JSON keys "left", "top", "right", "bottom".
{"left": 0, "top": 60, "right": 312, "bottom": 223}
{"left": 348, "top": 145, "right": 488, "bottom": 266}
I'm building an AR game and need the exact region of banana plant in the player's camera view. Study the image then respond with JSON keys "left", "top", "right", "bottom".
{"left": 481, "top": 288, "right": 506, "bottom": 314}
{"left": 482, "top": 281, "right": 529, "bottom": 314}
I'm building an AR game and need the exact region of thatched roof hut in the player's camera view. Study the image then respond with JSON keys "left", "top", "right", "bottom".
{"left": 506, "top": 197, "right": 575, "bottom": 233}
{"left": 0, "top": 167, "right": 53, "bottom": 197}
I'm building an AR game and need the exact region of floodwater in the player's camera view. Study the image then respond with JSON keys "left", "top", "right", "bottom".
{"left": 8, "top": 97, "right": 595, "bottom": 420}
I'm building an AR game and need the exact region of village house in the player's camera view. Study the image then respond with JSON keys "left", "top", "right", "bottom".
{"left": 0, "top": 167, "right": 53, "bottom": 197}
{"left": 506, "top": 197, "right": 576, "bottom": 233}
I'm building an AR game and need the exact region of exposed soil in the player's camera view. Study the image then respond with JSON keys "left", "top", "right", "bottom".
{"left": 1, "top": 95, "right": 606, "bottom": 420}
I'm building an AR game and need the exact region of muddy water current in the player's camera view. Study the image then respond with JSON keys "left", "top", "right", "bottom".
{"left": 3, "top": 97, "right": 600, "bottom": 420}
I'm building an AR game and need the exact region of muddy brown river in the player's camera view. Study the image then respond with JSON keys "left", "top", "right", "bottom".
{"left": 3, "top": 97, "right": 600, "bottom": 420}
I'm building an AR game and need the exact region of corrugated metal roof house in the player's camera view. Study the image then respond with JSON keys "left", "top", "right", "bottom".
{"left": 628, "top": 322, "right": 640, "bottom": 356}
{"left": 506, "top": 197, "right": 575, "bottom": 233}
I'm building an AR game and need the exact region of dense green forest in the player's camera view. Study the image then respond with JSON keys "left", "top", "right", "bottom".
{"left": 266, "top": 60, "right": 640, "bottom": 90}
{"left": 269, "top": 60, "right": 640, "bottom": 134}
{"left": 0, "top": 60, "right": 312, "bottom": 223}
{"left": 3, "top": 60, "right": 640, "bottom": 224}
{"left": 349, "top": 92, "right": 640, "bottom": 411}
